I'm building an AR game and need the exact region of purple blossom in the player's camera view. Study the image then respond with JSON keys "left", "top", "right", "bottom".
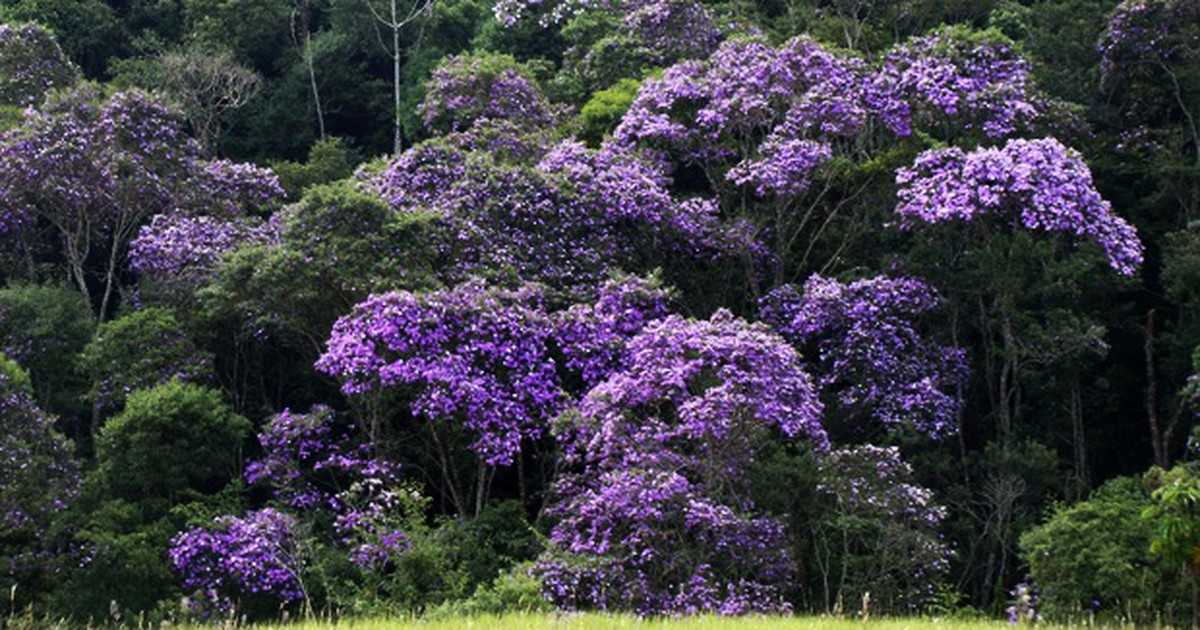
{"left": 244, "top": 407, "right": 406, "bottom": 570}
{"left": 129, "top": 214, "right": 280, "bottom": 282}
{"left": 1099, "top": 0, "right": 1200, "bottom": 80}
{"left": 169, "top": 508, "right": 308, "bottom": 613}
{"left": 873, "top": 28, "right": 1042, "bottom": 138}
{"left": 418, "top": 53, "right": 553, "bottom": 133}
{"left": 317, "top": 277, "right": 672, "bottom": 468}
{"left": 760, "top": 275, "right": 966, "bottom": 438}
{"left": 366, "top": 134, "right": 739, "bottom": 294}
{"left": 540, "top": 310, "right": 824, "bottom": 614}
{"left": 0, "top": 362, "right": 78, "bottom": 543}
{"left": 815, "top": 445, "right": 952, "bottom": 608}
{"left": 895, "top": 137, "right": 1144, "bottom": 276}
{"left": 614, "top": 35, "right": 870, "bottom": 194}
{"left": 0, "top": 23, "right": 78, "bottom": 107}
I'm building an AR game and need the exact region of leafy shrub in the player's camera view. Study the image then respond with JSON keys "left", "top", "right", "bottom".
{"left": 1020, "top": 476, "right": 1191, "bottom": 624}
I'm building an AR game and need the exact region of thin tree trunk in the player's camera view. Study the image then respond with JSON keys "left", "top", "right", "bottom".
{"left": 1071, "top": 382, "right": 1090, "bottom": 498}
{"left": 1146, "top": 309, "right": 1167, "bottom": 468}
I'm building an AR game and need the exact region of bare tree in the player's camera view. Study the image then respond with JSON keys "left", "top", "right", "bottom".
{"left": 157, "top": 45, "right": 262, "bottom": 152}
{"left": 292, "top": 0, "right": 326, "bottom": 140}
{"left": 365, "top": 0, "right": 435, "bottom": 154}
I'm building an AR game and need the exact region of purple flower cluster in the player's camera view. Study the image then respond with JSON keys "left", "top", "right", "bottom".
{"left": 816, "top": 444, "right": 952, "bottom": 607}
{"left": 0, "top": 85, "right": 285, "bottom": 298}
{"left": 189, "top": 159, "right": 286, "bottom": 218}
{"left": 538, "top": 470, "right": 794, "bottom": 615}
{"left": 1099, "top": 0, "right": 1200, "bottom": 79}
{"left": 367, "top": 134, "right": 736, "bottom": 293}
{"left": 418, "top": 53, "right": 553, "bottom": 133}
{"left": 760, "top": 275, "right": 966, "bottom": 438}
{"left": 244, "top": 407, "right": 405, "bottom": 570}
{"left": 614, "top": 35, "right": 870, "bottom": 195}
{"left": 317, "top": 277, "right": 672, "bottom": 466}
{"left": 0, "top": 364, "right": 78, "bottom": 541}
{"left": 317, "top": 281, "right": 560, "bottom": 466}
{"left": 129, "top": 214, "right": 279, "bottom": 281}
{"left": 168, "top": 508, "right": 307, "bottom": 613}
{"left": 493, "top": 0, "right": 721, "bottom": 62}
{"left": 540, "top": 310, "right": 825, "bottom": 614}
{"left": 874, "top": 29, "right": 1040, "bottom": 138}
{"left": 895, "top": 137, "right": 1144, "bottom": 276}
{"left": 818, "top": 445, "right": 947, "bottom": 531}
{"left": 0, "top": 22, "right": 78, "bottom": 107}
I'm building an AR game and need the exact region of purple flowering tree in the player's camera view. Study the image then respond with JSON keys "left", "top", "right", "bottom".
{"left": 0, "top": 355, "right": 78, "bottom": 545}
{"left": 0, "top": 22, "right": 78, "bottom": 108}
{"left": 1100, "top": 0, "right": 1199, "bottom": 223}
{"left": 895, "top": 136, "right": 1140, "bottom": 499}
{"left": 539, "top": 310, "right": 825, "bottom": 615}
{"left": 418, "top": 53, "right": 553, "bottom": 134}
{"left": 873, "top": 26, "right": 1043, "bottom": 139}
{"left": 317, "top": 276, "right": 673, "bottom": 516}
{"left": 811, "top": 445, "right": 951, "bottom": 612}
{"left": 760, "top": 274, "right": 967, "bottom": 439}
{"left": 129, "top": 214, "right": 281, "bottom": 284}
{"left": 169, "top": 508, "right": 310, "bottom": 616}
{"left": 0, "top": 84, "right": 285, "bottom": 319}
{"left": 0, "top": 355, "right": 78, "bottom": 608}
{"left": 493, "top": 0, "right": 720, "bottom": 63}
{"left": 366, "top": 131, "right": 741, "bottom": 296}
{"left": 244, "top": 406, "right": 406, "bottom": 570}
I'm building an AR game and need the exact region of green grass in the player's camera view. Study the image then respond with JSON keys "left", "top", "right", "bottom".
{"left": 217, "top": 615, "right": 1023, "bottom": 630}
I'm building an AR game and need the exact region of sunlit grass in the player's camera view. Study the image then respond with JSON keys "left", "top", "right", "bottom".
{"left": 214, "top": 614, "right": 1025, "bottom": 630}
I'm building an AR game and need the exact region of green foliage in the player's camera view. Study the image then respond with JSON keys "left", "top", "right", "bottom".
{"left": 320, "top": 495, "right": 541, "bottom": 616}
{"left": 183, "top": 0, "right": 291, "bottom": 73}
{"left": 0, "top": 283, "right": 94, "bottom": 420}
{"left": 1020, "top": 476, "right": 1187, "bottom": 624}
{"left": 0, "top": 0, "right": 124, "bottom": 77}
{"left": 578, "top": 78, "right": 640, "bottom": 146}
{"left": 0, "top": 351, "right": 33, "bottom": 395}
{"left": 270, "top": 137, "right": 358, "bottom": 200}
{"left": 197, "top": 181, "right": 442, "bottom": 354}
{"left": 78, "top": 307, "right": 213, "bottom": 417}
{"left": 94, "top": 380, "right": 250, "bottom": 506}
{"left": 47, "top": 482, "right": 247, "bottom": 623}
{"left": 434, "top": 562, "right": 552, "bottom": 617}
{"left": 1145, "top": 464, "right": 1200, "bottom": 570}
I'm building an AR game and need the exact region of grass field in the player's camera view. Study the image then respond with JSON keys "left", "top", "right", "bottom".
{"left": 222, "top": 615, "right": 1023, "bottom": 630}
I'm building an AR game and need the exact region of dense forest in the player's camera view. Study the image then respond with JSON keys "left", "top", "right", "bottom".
{"left": 0, "top": 0, "right": 1198, "bottom": 625}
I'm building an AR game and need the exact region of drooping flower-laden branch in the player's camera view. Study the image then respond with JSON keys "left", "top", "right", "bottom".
{"left": 895, "top": 137, "right": 1144, "bottom": 276}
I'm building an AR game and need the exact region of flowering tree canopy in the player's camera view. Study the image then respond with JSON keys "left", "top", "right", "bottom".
{"left": 493, "top": 0, "right": 720, "bottom": 63}
{"left": 895, "top": 137, "right": 1144, "bottom": 276}
{"left": 0, "top": 84, "right": 285, "bottom": 316}
{"left": 540, "top": 310, "right": 824, "bottom": 615}
{"left": 0, "top": 22, "right": 78, "bottom": 107}
{"left": 367, "top": 133, "right": 738, "bottom": 294}
{"left": 169, "top": 508, "right": 308, "bottom": 614}
{"left": 614, "top": 35, "right": 872, "bottom": 194}
{"left": 814, "top": 445, "right": 951, "bottom": 609}
{"left": 317, "top": 277, "right": 672, "bottom": 467}
{"left": 244, "top": 407, "right": 405, "bottom": 570}
{"left": 761, "top": 274, "right": 966, "bottom": 438}
{"left": 874, "top": 27, "right": 1042, "bottom": 139}
{"left": 129, "top": 214, "right": 280, "bottom": 283}
{"left": 0, "top": 355, "right": 77, "bottom": 542}
{"left": 1099, "top": 0, "right": 1200, "bottom": 81}
{"left": 418, "top": 53, "right": 553, "bottom": 133}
